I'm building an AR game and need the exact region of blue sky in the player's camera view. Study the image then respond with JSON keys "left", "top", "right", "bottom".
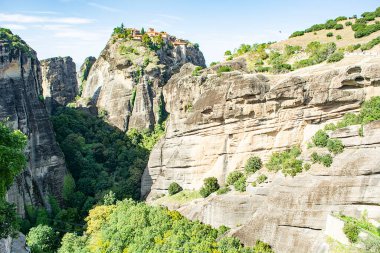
{"left": 1, "top": 0, "right": 379, "bottom": 67}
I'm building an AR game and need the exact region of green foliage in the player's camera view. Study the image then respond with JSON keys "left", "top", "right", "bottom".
{"left": 336, "top": 35, "right": 342, "bottom": 40}
{"left": 58, "top": 200, "right": 264, "bottom": 252}
{"left": 289, "top": 30, "right": 305, "bottom": 38}
{"left": 311, "top": 152, "right": 333, "bottom": 167}
{"left": 345, "top": 21, "right": 352, "bottom": 26}
{"left": 192, "top": 66, "right": 203, "bottom": 76}
{"left": 130, "top": 87, "right": 137, "bottom": 109}
{"left": 103, "top": 191, "right": 116, "bottom": 205}
{"left": 266, "top": 146, "right": 303, "bottom": 177}
{"left": 0, "top": 122, "right": 27, "bottom": 198}
{"left": 325, "top": 19, "right": 338, "bottom": 29}
{"left": 245, "top": 156, "right": 262, "bottom": 174}
{"left": 361, "top": 36, "right": 380, "bottom": 51}
{"left": 284, "top": 45, "right": 301, "bottom": 56}
{"left": 294, "top": 41, "right": 336, "bottom": 69}
{"left": 303, "top": 163, "right": 311, "bottom": 171}
{"left": 334, "top": 24, "right": 344, "bottom": 30}
{"left": 327, "top": 51, "right": 344, "bottom": 63}
{"left": 0, "top": 28, "right": 33, "bottom": 57}
{"left": 312, "top": 130, "right": 329, "bottom": 147}
{"left": 216, "top": 186, "right": 230, "bottom": 195}
{"left": 26, "top": 225, "right": 59, "bottom": 253}
{"left": 226, "top": 171, "right": 244, "bottom": 186}
{"left": 0, "top": 200, "right": 19, "bottom": 238}
{"left": 200, "top": 177, "right": 220, "bottom": 197}
{"left": 252, "top": 174, "right": 267, "bottom": 187}
{"left": 335, "top": 16, "right": 348, "bottom": 21}
{"left": 362, "top": 235, "right": 380, "bottom": 253}
{"left": 343, "top": 222, "right": 360, "bottom": 243}
{"left": 233, "top": 176, "right": 247, "bottom": 192}
{"left": 326, "top": 32, "right": 334, "bottom": 37}
{"left": 63, "top": 174, "right": 76, "bottom": 202}
{"left": 157, "top": 92, "right": 168, "bottom": 125}
{"left": 224, "top": 50, "right": 232, "bottom": 56}
{"left": 360, "top": 96, "right": 380, "bottom": 124}
{"left": 326, "top": 139, "right": 344, "bottom": 154}
{"left": 168, "top": 182, "right": 183, "bottom": 196}
{"left": 127, "top": 123, "right": 165, "bottom": 151}
{"left": 210, "top": 61, "right": 219, "bottom": 66}
{"left": 346, "top": 43, "right": 361, "bottom": 52}
{"left": 354, "top": 23, "right": 380, "bottom": 38}
{"left": 217, "top": 65, "right": 232, "bottom": 76}
{"left": 253, "top": 240, "right": 275, "bottom": 253}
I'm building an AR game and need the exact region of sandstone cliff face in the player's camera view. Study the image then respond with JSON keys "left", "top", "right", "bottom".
{"left": 81, "top": 38, "right": 205, "bottom": 131}
{"left": 142, "top": 56, "right": 380, "bottom": 252}
{"left": 0, "top": 39, "right": 67, "bottom": 215}
{"left": 41, "top": 56, "right": 78, "bottom": 114}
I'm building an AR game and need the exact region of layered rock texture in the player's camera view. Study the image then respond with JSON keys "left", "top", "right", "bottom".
{"left": 142, "top": 56, "right": 380, "bottom": 252}
{"left": 81, "top": 36, "right": 205, "bottom": 131}
{"left": 41, "top": 56, "right": 78, "bottom": 114}
{"left": 0, "top": 34, "right": 67, "bottom": 215}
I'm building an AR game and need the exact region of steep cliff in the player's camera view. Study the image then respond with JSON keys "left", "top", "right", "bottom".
{"left": 81, "top": 31, "right": 205, "bottom": 131}
{"left": 0, "top": 29, "right": 67, "bottom": 215}
{"left": 40, "top": 56, "right": 78, "bottom": 114}
{"left": 142, "top": 55, "right": 380, "bottom": 252}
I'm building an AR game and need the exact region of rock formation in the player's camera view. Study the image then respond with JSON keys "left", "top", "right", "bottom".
{"left": 40, "top": 56, "right": 78, "bottom": 114}
{"left": 77, "top": 56, "right": 96, "bottom": 96}
{"left": 142, "top": 56, "right": 380, "bottom": 252}
{"left": 81, "top": 35, "right": 205, "bottom": 131}
{"left": 0, "top": 31, "right": 67, "bottom": 215}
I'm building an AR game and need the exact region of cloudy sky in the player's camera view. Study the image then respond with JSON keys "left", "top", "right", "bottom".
{"left": 1, "top": 0, "right": 379, "bottom": 67}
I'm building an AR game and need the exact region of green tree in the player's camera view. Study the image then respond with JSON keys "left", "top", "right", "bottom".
{"left": 245, "top": 156, "right": 262, "bottom": 174}
{"left": 200, "top": 177, "right": 220, "bottom": 197}
{"left": 103, "top": 191, "right": 116, "bottom": 205}
{"left": 0, "top": 122, "right": 27, "bottom": 197}
{"left": 168, "top": 182, "right": 183, "bottom": 195}
{"left": 26, "top": 225, "right": 59, "bottom": 253}
{"left": 0, "top": 200, "right": 19, "bottom": 238}
{"left": 63, "top": 174, "right": 76, "bottom": 202}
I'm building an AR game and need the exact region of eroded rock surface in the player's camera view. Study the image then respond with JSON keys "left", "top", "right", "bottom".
{"left": 0, "top": 38, "right": 67, "bottom": 215}
{"left": 41, "top": 56, "right": 78, "bottom": 114}
{"left": 81, "top": 37, "right": 205, "bottom": 131}
{"left": 142, "top": 57, "right": 380, "bottom": 252}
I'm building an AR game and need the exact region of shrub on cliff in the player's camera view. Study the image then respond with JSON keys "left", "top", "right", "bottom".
{"left": 343, "top": 222, "right": 360, "bottom": 243}
{"left": 192, "top": 66, "right": 203, "bottom": 76}
{"left": 245, "top": 156, "right": 263, "bottom": 174}
{"left": 226, "top": 171, "right": 245, "bottom": 185}
{"left": 289, "top": 30, "right": 304, "bottom": 38}
{"left": 266, "top": 146, "right": 303, "bottom": 177}
{"left": 312, "top": 130, "right": 329, "bottom": 147}
{"left": 200, "top": 177, "right": 220, "bottom": 197}
{"left": 327, "top": 51, "right": 344, "bottom": 63}
{"left": 217, "top": 66, "right": 232, "bottom": 76}
{"left": 326, "top": 139, "right": 344, "bottom": 154}
{"left": 168, "top": 182, "right": 183, "bottom": 195}
{"left": 311, "top": 152, "right": 333, "bottom": 167}
{"left": 233, "top": 176, "right": 247, "bottom": 192}
{"left": 326, "top": 32, "right": 334, "bottom": 37}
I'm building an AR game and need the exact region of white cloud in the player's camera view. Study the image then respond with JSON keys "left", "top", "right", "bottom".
{"left": 0, "top": 13, "right": 93, "bottom": 24}
{"left": 21, "top": 11, "right": 59, "bottom": 15}
{"left": 88, "top": 2, "right": 122, "bottom": 13}
{"left": 0, "top": 24, "right": 27, "bottom": 30}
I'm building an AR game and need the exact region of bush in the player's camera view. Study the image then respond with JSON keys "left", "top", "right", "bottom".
{"left": 256, "top": 174, "right": 267, "bottom": 184}
{"left": 224, "top": 50, "right": 232, "bottom": 56}
{"left": 361, "top": 36, "right": 380, "bottom": 50}
{"left": 311, "top": 152, "right": 333, "bottom": 167}
{"left": 210, "top": 62, "right": 219, "bottom": 66}
{"left": 303, "top": 163, "right": 311, "bottom": 171}
{"left": 334, "top": 24, "right": 344, "bottom": 30}
{"left": 343, "top": 222, "right": 360, "bottom": 243}
{"left": 266, "top": 146, "right": 303, "bottom": 176}
{"left": 335, "top": 16, "right": 348, "bottom": 21}
{"left": 327, "top": 32, "right": 334, "bottom": 37}
{"left": 245, "top": 156, "right": 262, "bottom": 174}
{"left": 226, "top": 171, "right": 245, "bottom": 185}
{"left": 360, "top": 96, "right": 380, "bottom": 124}
{"left": 168, "top": 182, "right": 183, "bottom": 196}
{"left": 26, "top": 225, "right": 59, "bottom": 253}
{"left": 326, "top": 139, "right": 344, "bottom": 154}
{"left": 216, "top": 187, "right": 230, "bottom": 195}
{"left": 312, "top": 130, "right": 329, "bottom": 147}
{"left": 346, "top": 43, "right": 361, "bottom": 52}
{"left": 217, "top": 66, "right": 232, "bottom": 75}
{"left": 200, "top": 177, "right": 220, "bottom": 197}
{"left": 192, "top": 66, "right": 203, "bottom": 76}
{"left": 233, "top": 176, "right": 247, "bottom": 192}
{"left": 336, "top": 35, "right": 342, "bottom": 40}
{"left": 327, "top": 51, "right": 344, "bottom": 63}
{"left": 289, "top": 31, "right": 305, "bottom": 38}
{"left": 345, "top": 21, "right": 352, "bottom": 26}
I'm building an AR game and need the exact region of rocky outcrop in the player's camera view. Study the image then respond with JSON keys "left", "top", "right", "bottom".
{"left": 81, "top": 35, "right": 205, "bottom": 131}
{"left": 41, "top": 56, "right": 78, "bottom": 114}
{"left": 0, "top": 32, "right": 67, "bottom": 215}
{"left": 0, "top": 233, "right": 29, "bottom": 253}
{"left": 142, "top": 57, "right": 380, "bottom": 252}
{"left": 77, "top": 56, "right": 96, "bottom": 96}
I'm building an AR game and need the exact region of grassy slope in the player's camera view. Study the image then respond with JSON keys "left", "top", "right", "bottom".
{"left": 272, "top": 18, "right": 380, "bottom": 50}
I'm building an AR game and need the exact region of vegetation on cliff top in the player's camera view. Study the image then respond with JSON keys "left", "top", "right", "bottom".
{"left": 0, "top": 28, "right": 34, "bottom": 58}
{"left": 58, "top": 198, "right": 273, "bottom": 253}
